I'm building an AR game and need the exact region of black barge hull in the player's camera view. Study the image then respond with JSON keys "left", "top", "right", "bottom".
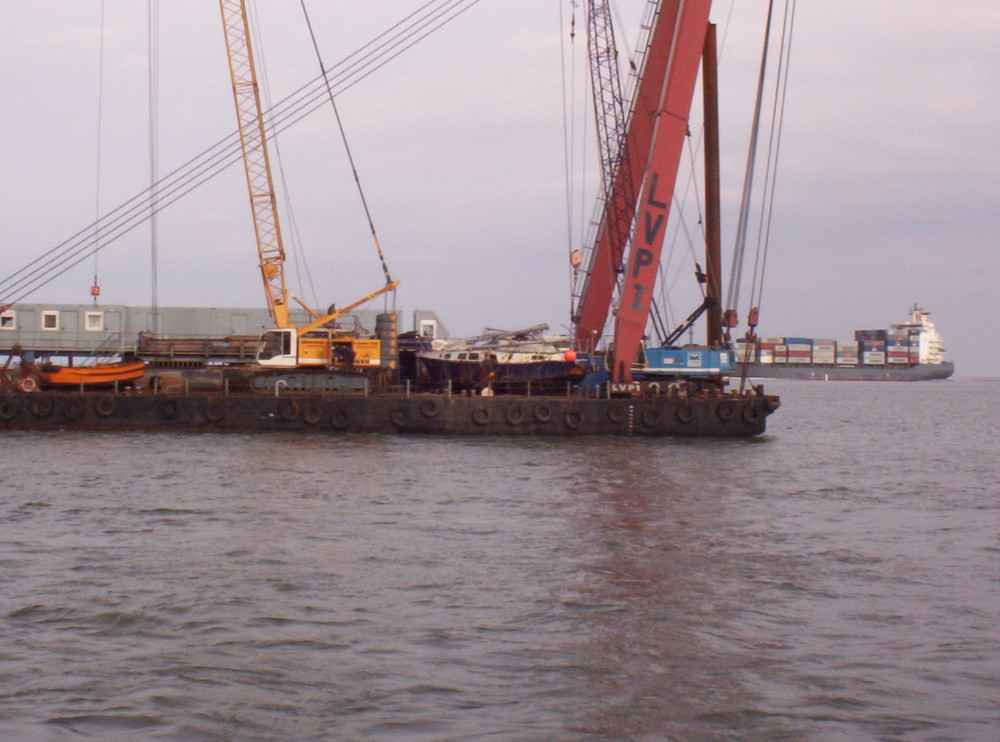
{"left": 0, "top": 391, "right": 778, "bottom": 437}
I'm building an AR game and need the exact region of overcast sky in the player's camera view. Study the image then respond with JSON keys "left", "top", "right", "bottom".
{"left": 1, "top": 1, "right": 996, "bottom": 376}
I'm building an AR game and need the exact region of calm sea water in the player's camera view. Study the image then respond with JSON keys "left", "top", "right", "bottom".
{"left": 1, "top": 379, "right": 997, "bottom": 741}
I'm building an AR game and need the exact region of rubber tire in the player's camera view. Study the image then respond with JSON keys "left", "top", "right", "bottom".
{"left": 641, "top": 405, "right": 661, "bottom": 428}
{"left": 563, "top": 409, "right": 583, "bottom": 430}
{"left": 94, "top": 396, "right": 117, "bottom": 418}
{"left": 472, "top": 406, "right": 491, "bottom": 426}
{"left": 505, "top": 404, "right": 524, "bottom": 426}
{"left": 158, "top": 398, "right": 180, "bottom": 420}
{"left": 63, "top": 397, "right": 85, "bottom": 421}
{"left": 30, "top": 397, "right": 54, "bottom": 419}
{"left": 331, "top": 407, "right": 349, "bottom": 430}
{"left": 607, "top": 402, "right": 627, "bottom": 424}
{"left": 0, "top": 398, "right": 20, "bottom": 421}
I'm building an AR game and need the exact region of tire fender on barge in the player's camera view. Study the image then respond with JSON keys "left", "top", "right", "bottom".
{"left": 0, "top": 389, "right": 779, "bottom": 437}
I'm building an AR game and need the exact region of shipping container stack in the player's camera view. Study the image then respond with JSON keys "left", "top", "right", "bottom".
{"left": 836, "top": 340, "right": 859, "bottom": 366}
{"left": 908, "top": 329, "right": 921, "bottom": 365}
{"left": 732, "top": 339, "right": 757, "bottom": 364}
{"left": 727, "top": 321, "right": 929, "bottom": 371}
{"left": 759, "top": 337, "right": 783, "bottom": 364}
{"left": 811, "top": 338, "right": 836, "bottom": 365}
{"left": 856, "top": 329, "right": 887, "bottom": 366}
{"left": 785, "top": 337, "right": 811, "bottom": 364}
{"left": 885, "top": 329, "right": 910, "bottom": 364}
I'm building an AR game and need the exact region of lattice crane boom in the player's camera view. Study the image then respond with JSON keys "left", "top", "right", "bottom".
{"left": 219, "top": 0, "right": 289, "bottom": 328}
{"left": 571, "top": 0, "right": 636, "bottom": 353}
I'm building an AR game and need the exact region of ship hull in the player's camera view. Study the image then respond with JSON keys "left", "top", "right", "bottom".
{"left": 43, "top": 360, "right": 147, "bottom": 387}
{"left": 0, "top": 390, "right": 778, "bottom": 437}
{"left": 416, "top": 356, "right": 584, "bottom": 394}
{"left": 737, "top": 361, "right": 954, "bottom": 381}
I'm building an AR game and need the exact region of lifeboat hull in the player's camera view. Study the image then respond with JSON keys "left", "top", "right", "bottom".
{"left": 44, "top": 361, "right": 146, "bottom": 388}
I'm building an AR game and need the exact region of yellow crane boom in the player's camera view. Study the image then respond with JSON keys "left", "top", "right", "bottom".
{"left": 218, "top": 0, "right": 289, "bottom": 328}
{"left": 218, "top": 0, "right": 399, "bottom": 379}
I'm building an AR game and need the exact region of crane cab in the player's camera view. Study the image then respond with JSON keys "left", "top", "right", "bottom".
{"left": 255, "top": 328, "right": 310, "bottom": 368}
{"left": 256, "top": 328, "right": 334, "bottom": 367}
{"left": 255, "top": 328, "right": 382, "bottom": 369}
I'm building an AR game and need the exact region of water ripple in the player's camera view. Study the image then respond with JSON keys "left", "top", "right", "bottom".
{"left": 0, "top": 382, "right": 997, "bottom": 740}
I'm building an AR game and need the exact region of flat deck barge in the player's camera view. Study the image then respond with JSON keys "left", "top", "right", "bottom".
{"left": 0, "top": 388, "right": 778, "bottom": 437}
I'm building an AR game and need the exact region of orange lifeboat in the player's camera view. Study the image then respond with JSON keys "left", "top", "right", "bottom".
{"left": 42, "top": 360, "right": 146, "bottom": 388}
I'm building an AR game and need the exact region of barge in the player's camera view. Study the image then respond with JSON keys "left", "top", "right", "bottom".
{"left": 0, "top": 4, "right": 784, "bottom": 437}
{"left": 0, "top": 387, "right": 778, "bottom": 437}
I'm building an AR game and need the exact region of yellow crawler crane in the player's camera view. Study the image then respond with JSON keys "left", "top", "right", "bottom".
{"left": 218, "top": 0, "right": 398, "bottom": 381}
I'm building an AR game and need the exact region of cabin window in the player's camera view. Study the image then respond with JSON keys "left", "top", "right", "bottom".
{"left": 42, "top": 311, "right": 59, "bottom": 331}
{"left": 0, "top": 311, "right": 14, "bottom": 330}
{"left": 85, "top": 311, "right": 103, "bottom": 332}
{"left": 419, "top": 320, "right": 436, "bottom": 338}
{"left": 457, "top": 353, "right": 468, "bottom": 360}
{"left": 468, "top": 353, "right": 479, "bottom": 361}
{"left": 255, "top": 330, "right": 289, "bottom": 361}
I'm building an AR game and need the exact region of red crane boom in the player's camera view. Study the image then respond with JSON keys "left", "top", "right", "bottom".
{"left": 574, "top": 1, "right": 697, "bottom": 352}
{"left": 610, "top": 0, "right": 711, "bottom": 382}
{"left": 573, "top": 0, "right": 713, "bottom": 382}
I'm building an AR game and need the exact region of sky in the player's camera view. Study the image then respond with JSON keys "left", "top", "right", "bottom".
{"left": 0, "top": 1, "right": 997, "bottom": 377}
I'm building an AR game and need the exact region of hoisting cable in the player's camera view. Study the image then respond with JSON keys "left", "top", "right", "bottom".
{"left": 560, "top": 0, "right": 578, "bottom": 315}
{"left": 725, "top": 0, "right": 775, "bottom": 318}
{"left": 148, "top": 0, "right": 160, "bottom": 328}
{"left": 747, "top": 0, "right": 796, "bottom": 313}
{"left": 649, "top": 152, "right": 707, "bottom": 346}
{"left": 91, "top": 0, "right": 107, "bottom": 306}
{"left": 0, "top": 0, "right": 483, "bottom": 307}
{"left": 733, "top": 0, "right": 796, "bottom": 392}
{"left": 300, "top": 0, "right": 393, "bottom": 287}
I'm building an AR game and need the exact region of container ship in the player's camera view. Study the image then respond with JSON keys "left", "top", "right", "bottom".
{"left": 731, "top": 305, "right": 954, "bottom": 381}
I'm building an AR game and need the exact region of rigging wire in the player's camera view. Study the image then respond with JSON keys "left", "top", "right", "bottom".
{"left": 652, "top": 133, "right": 708, "bottom": 341}
{"left": 747, "top": 0, "right": 796, "bottom": 313}
{"left": 560, "top": 0, "right": 594, "bottom": 330}
{"left": 725, "top": 0, "right": 776, "bottom": 316}
{"left": 560, "top": 0, "right": 578, "bottom": 317}
{"left": 0, "top": 0, "right": 482, "bottom": 306}
{"left": 92, "top": 0, "right": 107, "bottom": 305}
{"left": 148, "top": 0, "right": 160, "bottom": 328}
{"left": 299, "top": 0, "right": 394, "bottom": 287}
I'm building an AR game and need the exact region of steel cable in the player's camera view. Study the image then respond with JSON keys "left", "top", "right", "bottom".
{"left": 1, "top": 0, "right": 484, "bottom": 306}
